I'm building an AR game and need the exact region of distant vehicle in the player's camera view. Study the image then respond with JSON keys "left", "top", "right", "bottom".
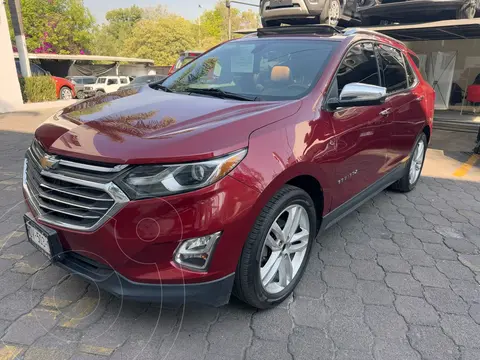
{"left": 83, "top": 76, "right": 131, "bottom": 97}
{"left": 358, "top": 0, "right": 479, "bottom": 25}
{"left": 118, "top": 75, "right": 166, "bottom": 90}
{"left": 15, "top": 60, "right": 76, "bottom": 100}
{"left": 66, "top": 76, "right": 97, "bottom": 99}
{"left": 168, "top": 51, "right": 202, "bottom": 75}
{"left": 260, "top": 0, "right": 360, "bottom": 27}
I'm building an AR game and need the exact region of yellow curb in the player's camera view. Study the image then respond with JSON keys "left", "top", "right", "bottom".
{"left": 453, "top": 154, "right": 479, "bottom": 177}
{"left": 60, "top": 297, "right": 98, "bottom": 328}
{"left": 0, "top": 345, "right": 23, "bottom": 360}
{"left": 40, "top": 296, "right": 72, "bottom": 309}
{"left": 78, "top": 345, "right": 114, "bottom": 356}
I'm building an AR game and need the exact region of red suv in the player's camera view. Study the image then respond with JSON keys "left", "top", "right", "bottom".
{"left": 23, "top": 26, "right": 434, "bottom": 309}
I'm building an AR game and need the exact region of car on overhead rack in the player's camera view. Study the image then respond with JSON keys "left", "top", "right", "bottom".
{"left": 23, "top": 25, "right": 434, "bottom": 309}
{"left": 358, "top": 0, "right": 479, "bottom": 25}
{"left": 259, "top": 0, "right": 360, "bottom": 27}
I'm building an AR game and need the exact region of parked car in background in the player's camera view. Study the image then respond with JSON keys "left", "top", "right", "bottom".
{"left": 358, "top": 0, "right": 479, "bottom": 25}
{"left": 260, "top": 0, "right": 360, "bottom": 27}
{"left": 83, "top": 76, "right": 130, "bottom": 97}
{"left": 118, "top": 75, "right": 166, "bottom": 90}
{"left": 23, "top": 25, "right": 434, "bottom": 309}
{"left": 66, "top": 76, "right": 97, "bottom": 99}
{"left": 168, "top": 51, "right": 202, "bottom": 75}
{"left": 15, "top": 60, "right": 76, "bottom": 100}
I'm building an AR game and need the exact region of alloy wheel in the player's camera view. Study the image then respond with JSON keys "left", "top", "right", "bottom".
{"left": 409, "top": 139, "right": 425, "bottom": 185}
{"left": 328, "top": 0, "right": 341, "bottom": 26}
{"left": 259, "top": 204, "right": 310, "bottom": 294}
{"left": 61, "top": 88, "right": 73, "bottom": 100}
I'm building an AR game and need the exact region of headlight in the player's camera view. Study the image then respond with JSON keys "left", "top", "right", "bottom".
{"left": 116, "top": 149, "right": 247, "bottom": 199}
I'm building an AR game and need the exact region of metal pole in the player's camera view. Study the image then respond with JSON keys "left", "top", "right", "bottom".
{"left": 8, "top": 0, "right": 30, "bottom": 77}
{"left": 228, "top": 6, "right": 232, "bottom": 40}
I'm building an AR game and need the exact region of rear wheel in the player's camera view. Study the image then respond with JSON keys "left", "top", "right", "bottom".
{"left": 320, "top": 0, "right": 342, "bottom": 26}
{"left": 390, "top": 133, "right": 427, "bottom": 192}
{"left": 95, "top": 90, "right": 105, "bottom": 97}
{"left": 59, "top": 86, "right": 73, "bottom": 100}
{"left": 233, "top": 185, "right": 316, "bottom": 309}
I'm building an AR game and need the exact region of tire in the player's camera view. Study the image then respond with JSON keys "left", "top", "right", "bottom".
{"left": 320, "top": 0, "right": 343, "bottom": 26}
{"left": 261, "top": 18, "right": 281, "bottom": 27}
{"left": 390, "top": 133, "right": 427, "bottom": 193}
{"left": 233, "top": 185, "right": 317, "bottom": 309}
{"left": 76, "top": 91, "right": 85, "bottom": 100}
{"left": 95, "top": 90, "right": 105, "bottom": 97}
{"left": 59, "top": 86, "right": 73, "bottom": 100}
{"left": 457, "top": 1, "right": 476, "bottom": 19}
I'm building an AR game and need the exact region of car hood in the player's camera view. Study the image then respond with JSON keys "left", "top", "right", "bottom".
{"left": 35, "top": 86, "right": 301, "bottom": 164}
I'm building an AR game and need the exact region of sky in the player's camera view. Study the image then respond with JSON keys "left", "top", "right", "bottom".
{"left": 83, "top": 0, "right": 257, "bottom": 22}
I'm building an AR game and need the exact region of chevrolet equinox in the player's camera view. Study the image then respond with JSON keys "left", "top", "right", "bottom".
{"left": 23, "top": 26, "right": 434, "bottom": 309}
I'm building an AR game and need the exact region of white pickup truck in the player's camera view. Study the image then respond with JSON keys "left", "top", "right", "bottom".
{"left": 83, "top": 76, "right": 131, "bottom": 97}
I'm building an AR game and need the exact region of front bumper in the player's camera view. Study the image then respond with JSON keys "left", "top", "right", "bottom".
{"left": 24, "top": 173, "right": 259, "bottom": 303}
{"left": 261, "top": 0, "right": 326, "bottom": 20}
{"left": 57, "top": 251, "right": 235, "bottom": 306}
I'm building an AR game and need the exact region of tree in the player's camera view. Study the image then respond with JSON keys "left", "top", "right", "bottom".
{"left": 91, "top": 5, "right": 143, "bottom": 57}
{"left": 122, "top": 15, "right": 197, "bottom": 66}
{"left": 7, "top": 0, "right": 95, "bottom": 54}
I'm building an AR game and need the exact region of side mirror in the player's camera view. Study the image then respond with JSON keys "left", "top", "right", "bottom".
{"left": 328, "top": 83, "right": 387, "bottom": 109}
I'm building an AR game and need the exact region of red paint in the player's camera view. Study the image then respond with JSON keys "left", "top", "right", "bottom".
{"left": 52, "top": 76, "right": 76, "bottom": 99}
{"left": 28, "top": 31, "right": 434, "bottom": 286}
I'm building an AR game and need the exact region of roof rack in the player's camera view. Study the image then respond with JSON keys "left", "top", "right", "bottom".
{"left": 342, "top": 28, "right": 406, "bottom": 47}
{"left": 257, "top": 25, "right": 343, "bottom": 37}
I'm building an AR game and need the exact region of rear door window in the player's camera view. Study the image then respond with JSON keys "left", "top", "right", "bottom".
{"left": 120, "top": 78, "right": 128, "bottom": 84}
{"left": 377, "top": 44, "right": 408, "bottom": 93}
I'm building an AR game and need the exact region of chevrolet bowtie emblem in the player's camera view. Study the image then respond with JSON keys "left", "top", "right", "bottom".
{"left": 40, "top": 155, "right": 59, "bottom": 170}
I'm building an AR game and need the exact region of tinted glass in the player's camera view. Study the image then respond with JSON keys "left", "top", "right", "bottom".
{"left": 163, "top": 39, "right": 338, "bottom": 101}
{"left": 107, "top": 79, "right": 118, "bottom": 85}
{"left": 97, "top": 78, "right": 107, "bottom": 84}
{"left": 377, "top": 45, "right": 408, "bottom": 93}
{"left": 336, "top": 42, "right": 380, "bottom": 96}
{"left": 120, "top": 78, "right": 128, "bottom": 84}
{"left": 403, "top": 54, "right": 417, "bottom": 87}
{"left": 31, "top": 64, "right": 47, "bottom": 76}
{"left": 84, "top": 78, "right": 96, "bottom": 84}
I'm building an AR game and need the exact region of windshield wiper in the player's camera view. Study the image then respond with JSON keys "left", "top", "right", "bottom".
{"left": 150, "top": 83, "right": 173, "bottom": 93}
{"left": 184, "top": 87, "right": 258, "bottom": 101}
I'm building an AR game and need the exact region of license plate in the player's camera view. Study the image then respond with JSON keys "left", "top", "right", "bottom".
{"left": 270, "top": 0, "right": 293, "bottom": 8}
{"left": 24, "top": 214, "right": 59, "bottom": 259}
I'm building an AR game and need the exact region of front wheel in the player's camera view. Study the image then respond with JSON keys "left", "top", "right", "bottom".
{"left": 76, "top": 91, "right": 85, "bottom": 100}
{"left": 320, "top": 0, "right": 342, "bottom": 26}
{"left": 95, "top": 90, "right": 105, "bottom": 97}
{"left": 59, "top": 86, "right": 73, "bottom": 100}
{"left": 233, "top": 185, "right": 316, "bottom": 309}
{"left": 457, "top": 1, "right": 477, "bottom": 19}
{"left": 390, "top": 133, "right": 427, "bottom": 192}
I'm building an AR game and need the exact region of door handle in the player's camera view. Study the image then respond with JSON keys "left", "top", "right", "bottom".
{"left": 379, "top": 108, "right": 391, "bottom": 117}
{"left": 415, "top": 96, "right": 424, "bottom": 102}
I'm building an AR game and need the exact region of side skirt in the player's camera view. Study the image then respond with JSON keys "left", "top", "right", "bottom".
{"left": 321, "top": 164, "right": 405, "bottom": 231}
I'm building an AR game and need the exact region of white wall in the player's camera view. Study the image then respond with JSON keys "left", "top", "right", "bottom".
{"left": 405, "top": 39, "right": 480, "bottom": 92}
{"left": 0, "top": 3, "right": 23, "bottom": 113}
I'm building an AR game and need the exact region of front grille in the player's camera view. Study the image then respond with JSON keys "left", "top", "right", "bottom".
{"left": 24, "top": 140, "right": 129, "bottom": 231}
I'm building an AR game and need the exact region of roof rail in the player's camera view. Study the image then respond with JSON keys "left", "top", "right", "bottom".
{"left": 257, "top": 25, "right": 343, "bottom": 37}
{"left": 342, "top": 28, "right": 406, "bottom": 47}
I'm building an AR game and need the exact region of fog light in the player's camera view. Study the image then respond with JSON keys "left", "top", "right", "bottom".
{"left": 174, "top": 232, "right": 222, "bottom": 271}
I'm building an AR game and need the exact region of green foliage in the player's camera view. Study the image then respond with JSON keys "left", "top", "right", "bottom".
{"left": 22, "top": 76, "right": 57, "bottom": 103}
{"left": 7, "top": 0, "right": 95, "bottom": 54}
{"left": 122, "top": 15, "right": 197, "bottom": 66}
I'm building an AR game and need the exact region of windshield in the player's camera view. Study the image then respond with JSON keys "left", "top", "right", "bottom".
{"left": 131, "top": 76, "right": 154, "bottom": 85}
{"left": 97, "top": 78, "right": 107, "bottom": 84}
{"left": 162, "top": 39, "right": 338, "bottom": 101}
